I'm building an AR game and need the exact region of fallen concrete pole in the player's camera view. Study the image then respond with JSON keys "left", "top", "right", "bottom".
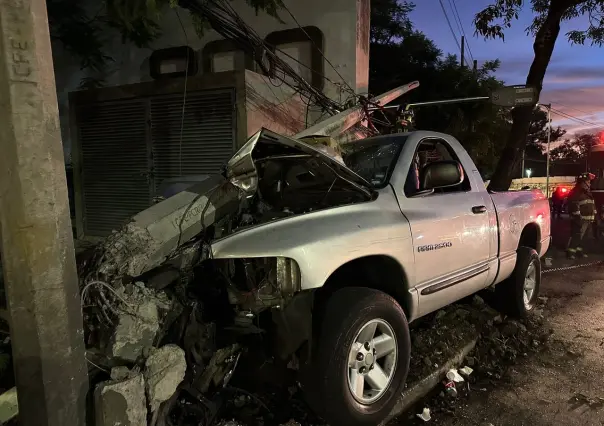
{"left": 83, "top": 175, "right": 241, "bottom": 281}
{"left": 383, "top": 337, "right": 478, "bottom": 424}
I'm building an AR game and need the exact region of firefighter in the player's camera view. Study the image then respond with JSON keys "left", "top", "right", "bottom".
{"left": 567, "top": 173, "right": 596, "bottom": 259}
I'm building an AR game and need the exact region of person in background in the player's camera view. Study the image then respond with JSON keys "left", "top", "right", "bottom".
{"left": 566, "top": 173, "right": 596, "bottom": 259}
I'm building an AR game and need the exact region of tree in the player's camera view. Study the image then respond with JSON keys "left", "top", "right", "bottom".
{"left": 47, "top": 0, "right": 284, "bottom": 85}
{"left": 369, "top": 1, "right": 514, "bottom": 176}
{"left": 550, "top": 133, "right": 598, "bottom": 162}
{"left": 474, "top": 0, "right": 604, "bottom": 191}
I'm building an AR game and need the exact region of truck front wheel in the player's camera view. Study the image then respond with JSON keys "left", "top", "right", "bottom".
{"left": 495, "top": 246, "right": 541, "bottom": 318}
{"left": 305, "top": 287, "right": 410, "bottom": 426}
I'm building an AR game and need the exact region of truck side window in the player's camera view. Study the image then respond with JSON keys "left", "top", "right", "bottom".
{"left": 404, "top": 138, "right": 471, "bottom": 196}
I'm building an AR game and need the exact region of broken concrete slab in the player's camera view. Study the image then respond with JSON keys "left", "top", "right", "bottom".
{"left": 0, "top": 387, "right": 18, "bottom": 423}
{"left": 144, "top": 345, "right": 187, "bottom": 412}
{"left": 106, "top": 284, "right": 172, "bottom": 363}
{"left": 95, "top": 373, "right": 147, "bottom": 426}
{"left": 109, "top": 300, "right": 159, "bottom": 363}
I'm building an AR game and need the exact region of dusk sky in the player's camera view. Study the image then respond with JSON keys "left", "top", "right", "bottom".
{"left": 411, "top": 0, "right": 604, "bottom": 136}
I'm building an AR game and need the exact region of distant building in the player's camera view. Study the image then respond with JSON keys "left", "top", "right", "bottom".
{"left": 55, "top": 0, "right": 370, "bottom": 238}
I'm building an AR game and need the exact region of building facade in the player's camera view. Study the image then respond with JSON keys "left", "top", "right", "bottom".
{"left": 57, "top": 0, "right": 370, "bottom": 238}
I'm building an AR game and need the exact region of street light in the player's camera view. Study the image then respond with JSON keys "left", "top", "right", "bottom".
{"left": 526, "top": 168, "right": 532, "bottom": 178}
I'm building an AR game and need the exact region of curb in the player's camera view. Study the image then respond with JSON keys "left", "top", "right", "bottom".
{"left": 382, "top": 337, "right": 478, "bottom": 424}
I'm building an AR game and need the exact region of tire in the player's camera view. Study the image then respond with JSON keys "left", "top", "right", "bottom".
{"left": 305, "top": 287, "right": 410, "bottom": 426}
{"left": 495, "top": 246, "right": 541, "bottom": 318}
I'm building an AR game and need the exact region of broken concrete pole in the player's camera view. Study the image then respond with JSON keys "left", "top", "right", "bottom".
{"left": 110, "top": 300, "right": 159, "bottom": 363}
{"left": 86, "top": 175, "right": 241, "bottom": 282}
{"left": 95, "top": 373, "right": 147, "bottom": 426}
{"left": 144, "top": 345, "right": 187, "bottom": 412}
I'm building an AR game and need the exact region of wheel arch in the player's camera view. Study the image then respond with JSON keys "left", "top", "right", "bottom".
{"left": 518, "top": 222, "right": 541, "bottom": 253}
{"left": 316, "top": 255, "right": 414, "bottom": 320}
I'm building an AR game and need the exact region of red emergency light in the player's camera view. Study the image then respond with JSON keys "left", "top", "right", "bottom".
{"left": 561, "top": 187, "right": 568, "bottom": 193}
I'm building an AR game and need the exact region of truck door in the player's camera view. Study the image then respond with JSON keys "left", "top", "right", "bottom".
{"left": 400, "top": 137, "right": 491, "bottom": 317}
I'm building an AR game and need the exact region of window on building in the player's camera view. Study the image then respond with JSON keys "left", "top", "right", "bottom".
{"left": 265, "top": 26, "right": 325, "bottom": 91}
{"left": 202, "top": 40, "right": 254, "bottom": 73}
{"left": 149, "top": 46, "right": 197, "bottom": 79}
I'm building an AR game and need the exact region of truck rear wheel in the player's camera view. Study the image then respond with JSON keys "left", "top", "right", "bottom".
{"left": 495, "top": 246, "right": 541, "bottom": 318}
{"left": 305, "top": 287, "right": 410, "bottom": 426}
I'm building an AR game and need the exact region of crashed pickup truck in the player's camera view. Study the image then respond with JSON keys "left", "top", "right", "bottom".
{"left": 81, "top": 129, "right": 550, "bottom": 426}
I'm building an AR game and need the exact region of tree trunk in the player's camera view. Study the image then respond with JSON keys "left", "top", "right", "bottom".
{"left": 487, "top": 3, "right": 568, "bottom": 191}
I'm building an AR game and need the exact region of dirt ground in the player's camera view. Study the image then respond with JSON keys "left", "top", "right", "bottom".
{"left": 397, "top": 250, "right": 604, "bottom": 426}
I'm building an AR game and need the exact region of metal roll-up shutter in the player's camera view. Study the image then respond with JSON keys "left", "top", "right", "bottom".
{"left": 150, "top": 89, "right": 235, "bottom": 190}
{"left": 77, "top": 100, "right": 150, "bottom": 237}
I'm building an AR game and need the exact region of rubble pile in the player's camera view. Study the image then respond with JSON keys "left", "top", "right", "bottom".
{"left": 78, "top": 231, "right": 320, "bottom": 426}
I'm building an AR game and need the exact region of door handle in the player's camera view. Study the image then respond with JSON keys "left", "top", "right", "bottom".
{"left": 472, "top": 205, "right": 487, "bottom": 214}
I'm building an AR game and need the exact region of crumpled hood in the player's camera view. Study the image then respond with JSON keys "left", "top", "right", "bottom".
{"left": 226, "top": 128, "right": 373, "bottom": 197}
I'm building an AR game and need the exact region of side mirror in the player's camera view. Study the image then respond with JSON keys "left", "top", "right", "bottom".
{"left": 420, "top": 160, "right": 464, "bottom": 190}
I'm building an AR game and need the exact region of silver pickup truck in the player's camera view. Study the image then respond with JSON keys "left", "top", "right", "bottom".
{"left": 96, "top": 128, "right": 550, "bottom": 426}
{"left": 208, "top": 129, "right": 551, "bottom": 426}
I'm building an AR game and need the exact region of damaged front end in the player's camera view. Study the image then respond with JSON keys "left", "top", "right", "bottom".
{"left": 79, "top": 129, "right": 374, "bottom": 425}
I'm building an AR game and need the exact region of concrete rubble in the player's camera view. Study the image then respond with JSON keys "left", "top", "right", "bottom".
{"left": 106, "top": 283, "right": 171, "bottom": 363}
{"left": 144, "top": 345, "right": 187, "bottom": 412}
{"left": 95, "top": 370, "right": 147, "bottom": 426}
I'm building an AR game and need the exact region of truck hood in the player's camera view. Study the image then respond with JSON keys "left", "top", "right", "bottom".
{"left": 227, "top": 128, "right": 373, "bottom": 197}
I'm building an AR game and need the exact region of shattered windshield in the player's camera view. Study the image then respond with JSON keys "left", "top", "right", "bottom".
{"left": 342, "top": 135, "right": 407, "bottom": 188}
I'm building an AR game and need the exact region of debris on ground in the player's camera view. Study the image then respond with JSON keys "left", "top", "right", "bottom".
{"left": 396, "top": 293, "right": 554, "bottom": 424}
{"left": 445, "top": 369, "right": 464, "bottom": 383}
{"left": 416, "top": 407, "right": 431, "bottom": 422}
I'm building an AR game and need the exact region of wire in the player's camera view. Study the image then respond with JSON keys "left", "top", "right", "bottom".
{"left": 551, "top": 101, "right": 594, "bottom": 117}
{"left": 447, "top": 0, "right": 474, "bottom": 63}
{"left": 175, "top": 8, "right": 190, "bottom": 177}
{"left": 180, "top": 0, "right": 344, "bottom": 115}
{"left": 438, "top": 0, "right": 461, "bottom": 52}
{"left": 550, "top": 107, "right": 602, "bottom": 128}
{"left": 280, "top": 2, "right": 357, "bottom": 97}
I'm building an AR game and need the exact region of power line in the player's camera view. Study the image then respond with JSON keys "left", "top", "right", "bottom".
{"left": 438, "top": 0, "right": 461, "bottom": 52}
{"left": 280, "top": 2, "right": 357, "bottom": 98}
{"left": 550, "top": 107, "right": 602, "bottom": 128}
{"left": 447, "top": 0, "right": 474, "bottom": 63}
{"left": 551, "top": 101, "right": 594, "bottom": 117}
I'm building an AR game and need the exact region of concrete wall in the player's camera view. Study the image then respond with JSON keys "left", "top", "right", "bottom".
{"left": 244, "top": 70, "right": 307, "bottom": 137}
{"left": 53, "top": 0, "right": 369, "bottom": 163}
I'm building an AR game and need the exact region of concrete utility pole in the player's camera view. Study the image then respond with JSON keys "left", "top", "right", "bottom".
{"left": 460, "top": 36, "right": 465, "bottom": 68}
{"left": 0, "top": 0, "right": 88, "bottom": 425}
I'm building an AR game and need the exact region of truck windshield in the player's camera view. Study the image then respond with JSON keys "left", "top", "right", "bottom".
{"left": 342, "top": 135, "right": 407, "bottom": 188}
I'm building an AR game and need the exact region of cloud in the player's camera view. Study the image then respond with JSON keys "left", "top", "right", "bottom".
{"left": 540, "top": 86, "right": 604, "bottom": 135}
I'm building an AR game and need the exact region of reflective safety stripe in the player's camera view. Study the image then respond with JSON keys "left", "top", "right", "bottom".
{"left": 567, "top": 248, "right": 577, "bottom": 253}
{"left": 578, "top": 199, "right": 594, "bottom": 206}
{"left": 581, "top": 215, "right": 595, "bottom": 220}
{"left": 576, "top": 247, "right": 584, "bottom": 251}
{"left": 571, "top": 211, "right": 581, "bottom": 216}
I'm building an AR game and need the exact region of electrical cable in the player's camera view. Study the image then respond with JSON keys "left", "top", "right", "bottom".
{"left": 447, "top": 0, "right": 474, "bottom": 63}
{"left": 550, "top": 101, "right": 594, "bottom": 118}
{"left": 551, "top": 107, "right": 602, "bottom": 128}
{"left": 280, "top": 2, "right": 358, "bottom": 98}
{"left": 438, "top": 0, "right": 461, "bottom": 52}
{"left": 180, "top": 0, "right": 344, "bottom": 115}
{"left": 175, "top": 8, "right": 190, "bottom": 178}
